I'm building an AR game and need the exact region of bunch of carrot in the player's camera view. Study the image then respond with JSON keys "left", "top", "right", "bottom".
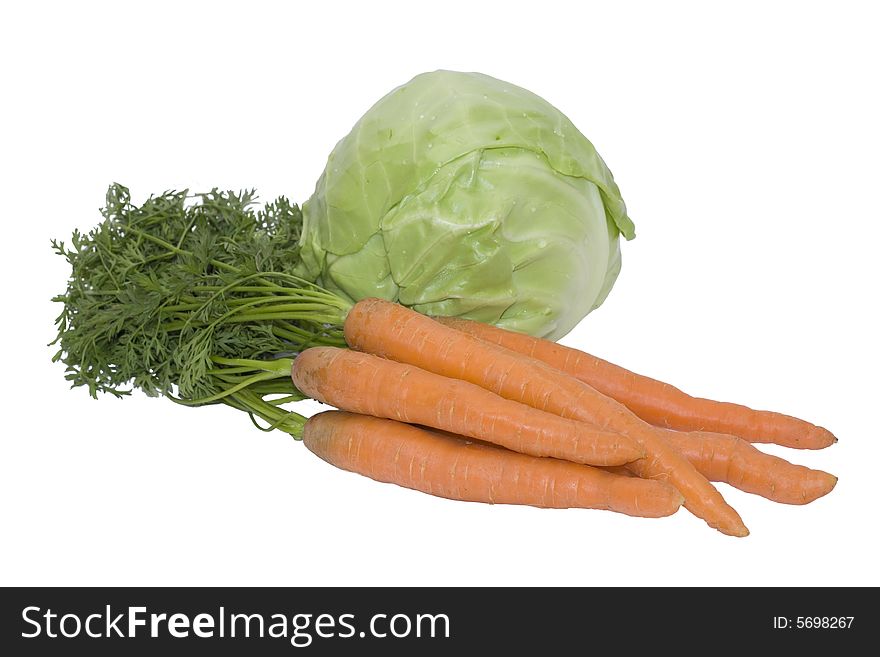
{"left": 52, "top": 187, "right": 836, "bottom": 536}
{"left": 294, "top": 298, "right": 837, "bottom": 537}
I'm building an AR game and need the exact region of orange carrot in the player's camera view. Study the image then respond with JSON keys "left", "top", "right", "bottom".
{"left": 292, "top": 347, "right": 643, "bottom": 466}
{"left": 434, "top": 316, "right": 836, "bottom": 450}
{"left": 344, "top": 298, "right": 748, "bottom": 537}
{"left": 303, "top": 411, "right": 684, "bottom": 518}
{"left": 604, "top": 429, "right": 836, "bottom": 504}
{"left": 660, "top": 429, "right": 838, "bottom": 505}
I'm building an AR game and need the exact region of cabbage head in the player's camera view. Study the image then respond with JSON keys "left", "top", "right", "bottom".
{"left": 298, "top": 70, "right": 634, "bottom": 340}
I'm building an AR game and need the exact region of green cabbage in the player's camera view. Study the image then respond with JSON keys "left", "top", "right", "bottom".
{"left": 298, "top": 70, "right": 634, "bottom": 339}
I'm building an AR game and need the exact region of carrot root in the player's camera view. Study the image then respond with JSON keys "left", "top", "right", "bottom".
{"left": 660, "top": 429, "right": 838, "bottom": 505}
{"left": 344, "top": 299, "right": 748, "bottom": 537}
{"left": 303, "top": 411, "right": 684, "bottom": 518}
{"left": 433, "top": 315, "right": 836, "bottom": 450}
{"left": 292, "top": 346, "right": 643, "bottom": 467}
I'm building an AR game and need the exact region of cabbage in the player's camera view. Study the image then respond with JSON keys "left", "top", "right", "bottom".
{"left": 298, "top": 70, "right": 634, "bottom": 339}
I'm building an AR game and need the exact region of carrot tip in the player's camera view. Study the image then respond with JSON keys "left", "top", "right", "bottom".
{"left": 810, "top": 426, "right": 837, "bottom": 449}
{"left": 822, "top": 473, "right": 839, "bottom": 493}
{"left": 724, "top": 525, "right": 750, "bottom": 538}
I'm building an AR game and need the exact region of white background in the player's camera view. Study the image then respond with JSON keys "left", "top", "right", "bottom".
{"left": 2, "top": 0, "right": 878, "bottom": 586}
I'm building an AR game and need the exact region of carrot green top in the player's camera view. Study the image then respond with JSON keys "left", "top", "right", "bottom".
{"left": 51, "top": 184, "right": 349, "bottom": 436}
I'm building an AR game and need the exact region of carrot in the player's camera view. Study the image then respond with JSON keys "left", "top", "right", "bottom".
{"left": 291, "top": 347, "right": 643, "bottom": 466}
{"left": 344, "top": 298, "right": 749, "bottom": 537}
{"left": 433, "top": 316, "right": 836, "bottom": 450}
{"left": 660, "top": 429, "right": 838, "bottom": 505}
{"left": 303, "top": 411, "right": 684, "bottom": 518}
